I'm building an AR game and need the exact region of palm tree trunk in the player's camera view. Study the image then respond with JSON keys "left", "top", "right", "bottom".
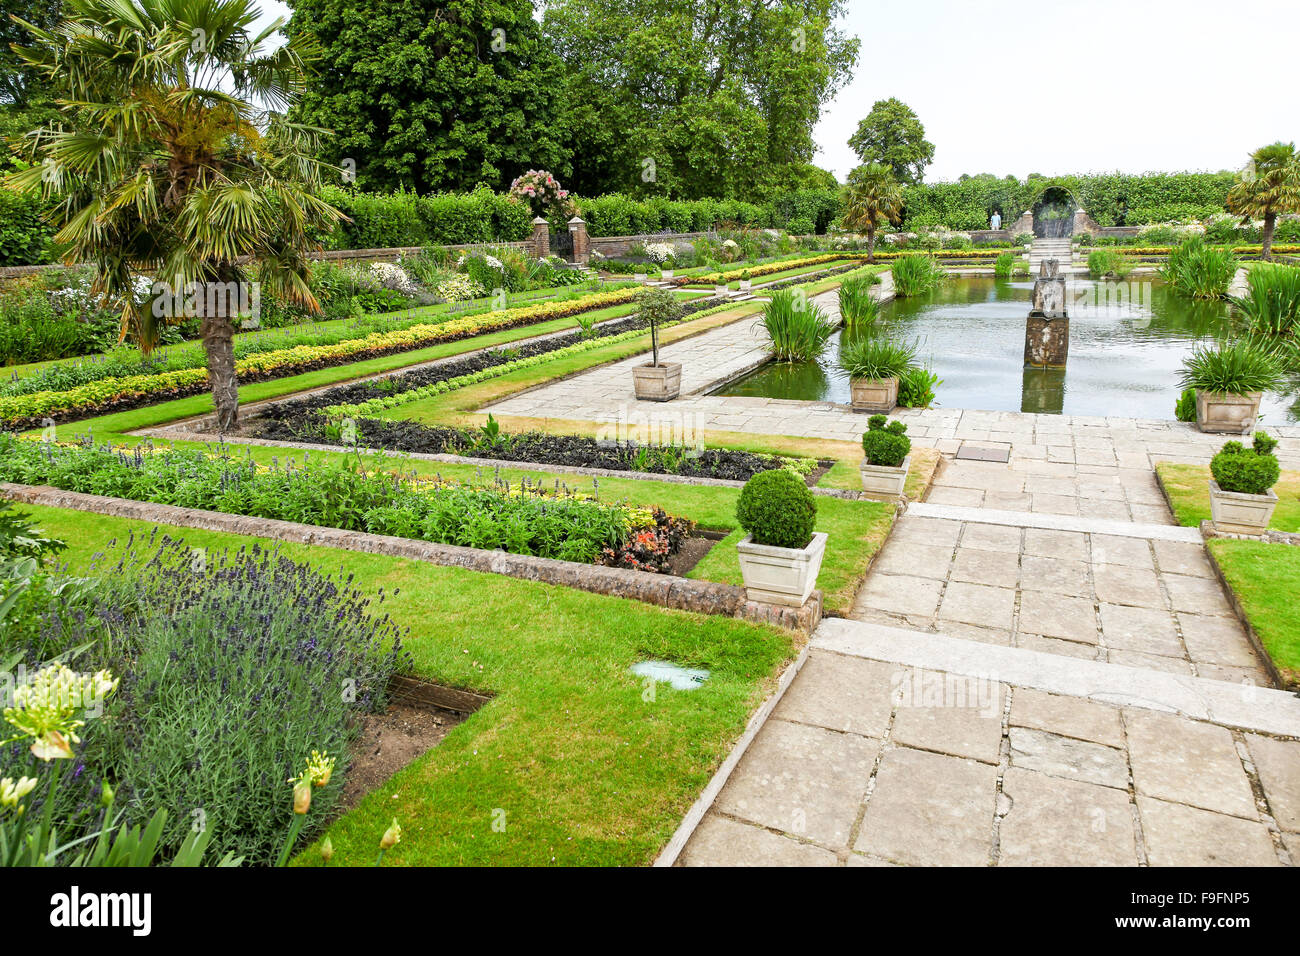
{"left": 867, "top": 228, "right": 877, "bottom": 263}
{"left": 200, "top": 296, "right": 239, "bottom": 432}
{"left": 1262, "top": 212, "right": 1277, "bottom": 260}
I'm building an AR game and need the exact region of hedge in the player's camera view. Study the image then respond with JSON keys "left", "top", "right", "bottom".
{"left": 900, "top": 171, "right": 1238, "bottom": 231}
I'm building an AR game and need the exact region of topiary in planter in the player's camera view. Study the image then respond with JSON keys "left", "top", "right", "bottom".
{"left": 1210, "top": 433, "right": 1280, "bottom": 495}
{"left": 735, "top": 468, "right": 817, "bottom": 549}
{"left": 862, "top": 414, "right": 911, "bottom": 466}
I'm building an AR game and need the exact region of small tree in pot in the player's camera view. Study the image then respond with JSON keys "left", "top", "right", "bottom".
{"left": 734, "top": 469, "right": 826, "bottom": 607}
{"left": 631, "top": 287, "right": 684, "bottom": 401}
{"left": 1208, "top": 432, "right": 1281, "bottom": 534}
{"left": 859, "top": 414, "right": 912, "bottom": 499}
{"left": 1178, "top": 339, "right": 1284, "bottom": 434}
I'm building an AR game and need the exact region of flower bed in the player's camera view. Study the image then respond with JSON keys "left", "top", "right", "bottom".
{"left": 0, "top": 517, "right": 407, "bottom": 866}
{"left": 257, "top": 412, "right": 824, "bottom": 483}
{"left": 0, "top": 436, "right": 694, "bottom": 570}
{"left": 0, "top": 287, "right": 645, "bottom": 428}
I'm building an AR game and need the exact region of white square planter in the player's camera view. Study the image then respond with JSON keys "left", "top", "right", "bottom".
{"left": 661, "top": 269, "right": 674, "bottom": 279}
{"left": 736, "top": 532, "right": 827, "bottom": 608}
{"left": 860, "top": 455, "right": 910, "bottom": 500}
{"left": 1209, "top": 480, "right": 1277, "bottom": 535}
{"left": 714, "top": 284, "right": 729, "bottom": 296}
{"left": 739, "top": 279, "right": 752, "bottom": 292}
{"left": 634, "top": 272, "right": 647, "bottom": 283}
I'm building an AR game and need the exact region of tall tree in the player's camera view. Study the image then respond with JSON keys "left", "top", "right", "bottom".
{"left": 1, "top": 0, "right": 62, "bottom": 105}
{"left": 1228, "top": 141, "right": 1300, "bottom": 260}
{"left": 543, "top": 0, "right": 858, "bottom": 199}
{"left": 7, "top": 0, "right": 343, "bottom": 430}
{"left": 287, "top": 0, "right": 570, "bottom": 192}
{"left": 848, "top": 98, "right": 934, "bottom": 186}
{"left": 841, "top": 163, "right": 902, "bottom": 260}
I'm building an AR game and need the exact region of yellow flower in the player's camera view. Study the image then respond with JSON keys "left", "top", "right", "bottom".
{"left": 0, "top": 776, "right": 38, "bottom": 811}
{"left": 305, "top": 750, "right": 335, "bottom": 788}
{"left": 293, "top": 779, "right": 312, "bottom": 815}
{"left": 380, "top": 818, "right": 402, "bottom": 850}
{"left": 3, "top": 665, "right": 118, "bottom": 761}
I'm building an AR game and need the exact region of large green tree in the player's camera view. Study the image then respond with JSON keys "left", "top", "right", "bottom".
{"left": 287, "top": 0, "right": 570, "bottom": 192}
{"left": 542, "top": 0, "right": 858, "bottom": 200}
{"left": 8, "top": 0, "right": 343, "bottom": 430}
{"left": 848, "top": 98, "right": 934, "bottom": 186}
{"left": 1, "top": 0, "right": 62, "bottom": 105}
{"left": 1228, "top": 141, "right": 1300, "bottom": 259}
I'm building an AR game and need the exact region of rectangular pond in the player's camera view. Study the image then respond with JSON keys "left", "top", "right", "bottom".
{"left": 714, "top": 276, "right": 1300, "bottom": 424}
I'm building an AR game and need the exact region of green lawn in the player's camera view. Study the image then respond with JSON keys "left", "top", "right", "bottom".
{"left": 1156, "top": 462, "right": 1300, "bottom": 531}
{"left": 21, "top": 503, "right": 795, "bottom": 866}
{"left": 1207, "top": 538, "right": 1300, "bottom": 685}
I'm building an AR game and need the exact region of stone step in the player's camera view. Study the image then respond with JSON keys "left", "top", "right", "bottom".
{"left": 904, "top": 501, "right": 1200, "bottom": 541}
{"left": 813, "top": 617, "right": 1300, "bottom": 737}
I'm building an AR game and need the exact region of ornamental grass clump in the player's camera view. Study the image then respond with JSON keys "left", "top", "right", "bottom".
{"left": 1178, "top": 339, "right": 1285, "bottom": 395}
{"left": 1211, "top": 432, "right": 1280, "bottom": 495}
{"left": 891, "top": 254, "right": 946, "bottom": 297}
{"left": 993, "top": 252, "right": 1015, "bottom": 278}
{"left": 735, "top": 469, "right": 817, "bottom": 550}
{"left": 861, "top": 414, "right": 911, "bottom": 467}
{"left": 1232, "top": 263, "right": 1300, "bottom": 336}
{"left": 838, "top": 335, "right": 918, "bottom": 381}
{"left": 838, "top": 276, "right": 880, "bottom": 326}
{"left": 758, "top": 289, "right": 838, "bottom": 362}
{"left": 1160, "top": 236, "right": 1239, "bottom": 299}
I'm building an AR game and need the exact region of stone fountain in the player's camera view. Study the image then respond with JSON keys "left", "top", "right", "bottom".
{"left": 1024, "top": 258, "right": 1069, "bottom": 368}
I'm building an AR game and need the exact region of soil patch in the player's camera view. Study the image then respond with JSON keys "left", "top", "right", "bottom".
{"left": 340, "top": 701, "right": 466, "bottom": 810}
{"left": 666, "top": 533, "right": 721, "bottom": 577}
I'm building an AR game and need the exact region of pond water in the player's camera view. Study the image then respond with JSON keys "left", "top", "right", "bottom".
{"left": 715, "top": 277, "right": 1300, "bottom": 423}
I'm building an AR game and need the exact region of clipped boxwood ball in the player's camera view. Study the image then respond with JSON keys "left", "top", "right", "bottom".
{"left": 736, "top": 468, "right": 817, "bottom": 549}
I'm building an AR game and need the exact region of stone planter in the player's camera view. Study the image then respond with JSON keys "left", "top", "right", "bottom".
{"left": 1196, "top": 390, "right": 1261, "bottom": 434}
{"left": 849, "top": 376, "right": 899, "bottom": 413}
{"left": 1209, "top": 480, "right": 1277, "bottom": 535}
{"left": 660, "top": 269, "right": 674, "bottom": 279}
{"left": 713, "top": 284, "right": 729, "bottom": 296}
{"left": 632, "top": 361, "right": 682, "bottom": 402}
{"left": 860, "top": 455, "right": 910, "bottom": 500}
{"left": 736, "top": 532, "right": 828, "bottom": 608}
{"left": 634, "top": 272, "right": 647, "bottom": 283}
{"left": 739, "top": 279, "right": 752, "bottom": 292}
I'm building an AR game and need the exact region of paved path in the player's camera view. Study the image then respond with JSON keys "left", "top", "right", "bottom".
{"left": 482, "top": 283, "right": 1300, "bottom": 866}
{"left": 680, "top": 620, "right": 1300, "bottom": 867}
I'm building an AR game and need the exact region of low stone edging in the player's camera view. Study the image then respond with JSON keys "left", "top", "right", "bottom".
{"left": 1199, "top": 519, "right": 1300, "bottom": 547}
{"left": 2, "top": 482, "right": 822, "bottom": 634}
{"left": 1198, "top": 539, "right": 1290, "bottom": 691}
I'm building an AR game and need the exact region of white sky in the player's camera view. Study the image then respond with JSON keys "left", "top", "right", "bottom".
{"left": 254, "top": 0, "right": 1300, "bottom": 184}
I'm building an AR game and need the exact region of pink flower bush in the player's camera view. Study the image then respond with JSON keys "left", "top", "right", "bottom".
{"left": 509, "top": 169, "right": 575, "bottom": 220}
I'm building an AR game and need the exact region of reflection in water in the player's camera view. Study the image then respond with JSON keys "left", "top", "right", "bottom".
{"left": 1022, "top": 367, "right": 1066, "bottom": 414}
{"left": 716, "top": 276, "right": 1298, "bottom": 422}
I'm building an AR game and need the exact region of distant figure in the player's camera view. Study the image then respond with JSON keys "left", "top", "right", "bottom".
{"left": 990, "top": 211, "right": 1002, "bottom": 230}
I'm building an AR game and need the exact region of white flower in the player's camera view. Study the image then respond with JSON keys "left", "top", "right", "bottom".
{"left": 369, "top": 262, "right": 419, "bottom": 295}
{"left": 643, "top": 242, "right": 674, "bottom": 263}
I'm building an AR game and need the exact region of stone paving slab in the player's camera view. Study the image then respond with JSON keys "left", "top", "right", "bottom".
{"left": 681, "top": 625, "right": 1297, "bottom": 866}
{"left": 852, "top": 513, "right": 1267, "bottom": 680}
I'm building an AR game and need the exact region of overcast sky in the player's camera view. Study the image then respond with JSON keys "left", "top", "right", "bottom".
{"left": 255, "top": 0, "right": 1299, "bottom": 184}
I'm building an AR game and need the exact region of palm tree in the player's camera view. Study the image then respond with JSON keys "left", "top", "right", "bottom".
{"left": 841, "top": 163, "right": 904, "bottom": 261}
{"left": 1227, "top": 142, "right": 1300, "bottom": 261}
{"left": 5, "top": 0, "right": 343, "bottom": 431}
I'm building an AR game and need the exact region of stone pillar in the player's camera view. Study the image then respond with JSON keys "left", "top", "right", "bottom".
{"left": 1010, "top": 211, "right": 1035, "bottom": 237}
{"left": 530, "top": 217, "right": 550, "bottom": 258}
{"left": 569, "top": 216, "right": 590, "bottom": 264}
{"left": 1025, "top": 259, "right": 1069, "bottom": 367}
